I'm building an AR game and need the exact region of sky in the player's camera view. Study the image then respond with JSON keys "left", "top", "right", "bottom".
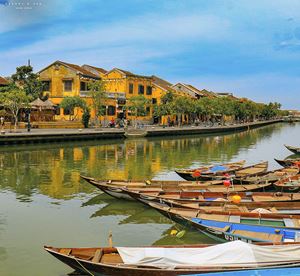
{"left": 0, "top": 0, "right": 300, "bottom": 109}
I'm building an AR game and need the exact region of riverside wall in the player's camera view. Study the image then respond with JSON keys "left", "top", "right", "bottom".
{"left": 0, "top": 119, "right": 282, "bottom": 145}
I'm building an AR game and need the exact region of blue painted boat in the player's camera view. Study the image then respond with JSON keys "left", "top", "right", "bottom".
{"left": 190, "top": 217, "right": 300, "bottom": 243}
{"left": 147, "top": 202, "right": 300, "bottom": 243}
{"left": 185, "top": 266, "right": 300, "bottom": 275}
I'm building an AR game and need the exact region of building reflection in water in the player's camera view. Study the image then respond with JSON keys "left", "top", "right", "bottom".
{"left": 0, "top": 123, "right": 284, "bottom": 201}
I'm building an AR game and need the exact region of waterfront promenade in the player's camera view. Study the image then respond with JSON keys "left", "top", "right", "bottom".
{"left": 0, "top": 119, "right": 281, "bottom": 145}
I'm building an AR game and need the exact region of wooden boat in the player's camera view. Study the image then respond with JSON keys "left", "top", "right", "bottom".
{"left": 124, "top": 190, "right": 300, "bottom": 215}
{"left": 159, "top": 199, "right": 300, "bottom": 215}
{"left": 234, "top": 161, "right": 268, "bottom": 178}
{"left": 234, "top": 166, "right": 299, "bottom": 184}
{"left": 123, "top": 189, "right": 300, "bottom": 207}
{"left": 85, "top": 179, "right": 273, "bottom": 200}
{"left": 285, "top": 144, "right": 300, "bottom": 154}
{"left": 147, "top": 202, "right": 300, "bottom": 243}
{"left": 274, "top": 158, "right": 300, "bottom": 167}
{"left": 274, "top": 175, "right": 300, "bottom": 192}
{"left": 191, "top": 267, "right": 300, "bottom": 276}
{"left": 175, "top": 160, "right": 246, "bottom": 181}
{"left": 80, "top": 175, "right": 224, "bottom": 188}
{"left": 44, "top": 242, "right": 300, "bottom": 275}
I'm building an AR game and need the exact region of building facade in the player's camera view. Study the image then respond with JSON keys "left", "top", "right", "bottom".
{"left": 39, "top": 61, "right": 175, "bottom": 124}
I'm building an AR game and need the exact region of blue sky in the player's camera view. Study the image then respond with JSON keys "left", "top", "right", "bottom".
{"left": 1, "top": 0, "right": 300, "bottom": 109}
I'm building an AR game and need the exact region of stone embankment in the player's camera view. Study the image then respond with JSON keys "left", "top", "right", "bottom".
{"left": 0, "top": 119, "right": 282, "bottom": 145}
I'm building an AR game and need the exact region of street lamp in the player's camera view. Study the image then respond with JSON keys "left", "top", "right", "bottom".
{"left": 26, "top": 108, "right": 31, "bottom": 132}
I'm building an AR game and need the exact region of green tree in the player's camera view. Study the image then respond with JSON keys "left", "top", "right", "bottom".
{"left": 172, "top": 96, "right": 192, "bottom": 125}
{"left": 87, "top": 80, "right": 107, "bottom": 126}
{"left": 60, "top": 96, "right": 87, "bottom": 121}
{"left": 195, "top": 97, "right": 215, "bottom": 123}
{"left": 11, "top": 65, "right": 44, "bottom": 100}
{"left": 153, "top": 91, "right": 176, "bottom": 123}
{"left": 0, "top": 87, "right": 30, "bottom": 131}
{"left": 126, "top": 95, "right": 150, "bottom": 127}
{"left": 81, "top": 108, "right": 91, "bottom": 128}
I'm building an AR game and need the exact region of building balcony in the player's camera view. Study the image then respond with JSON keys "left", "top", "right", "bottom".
{"left": 79, "top": 91, "right": 90, "bottom": 97}
{"left": 80, "top": 91, "right": 126, "bottom": 100}
{"left": 106, "top": 92, "right": 126, "bottom": 99}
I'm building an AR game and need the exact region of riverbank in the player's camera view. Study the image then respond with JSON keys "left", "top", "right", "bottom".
{"left": 0, "top": 119, "right": 282, "bottom": 145}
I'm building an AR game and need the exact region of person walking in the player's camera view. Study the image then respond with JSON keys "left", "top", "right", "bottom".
{"left": 0, "top": 116, "right": 5, "bottom": 133}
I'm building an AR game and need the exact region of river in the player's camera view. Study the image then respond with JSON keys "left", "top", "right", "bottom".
{"left": 0, "top": 122, "right": 299, "bottom": 275}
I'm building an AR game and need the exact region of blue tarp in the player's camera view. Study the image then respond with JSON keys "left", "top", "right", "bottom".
{"left": 208, "top": 165, "right": 227, "bottom": 172}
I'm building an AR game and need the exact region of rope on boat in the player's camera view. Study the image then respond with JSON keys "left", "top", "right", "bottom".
{"left": 73, "top": 257, "right": 95, "bottom": 276}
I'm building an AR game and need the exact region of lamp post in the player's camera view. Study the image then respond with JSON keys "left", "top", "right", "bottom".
{"left": 26, "top": 108, "right": 31, "bottom": 132}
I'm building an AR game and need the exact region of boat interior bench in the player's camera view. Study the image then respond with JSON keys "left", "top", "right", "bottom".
{"left": 233, "top": 230, "right": 283, "bottom": 242}
{"left": 101, "top": 253, "right": 123, "bottom": 264}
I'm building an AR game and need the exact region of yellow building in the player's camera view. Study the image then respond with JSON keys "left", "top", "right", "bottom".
{"left": 101, "top": 68, "right": 171, "bottom": 123}
{"left": 39, "top": 61, "right": 177, "bottom": 124}
{"left": 39, "top": 60, "right": 101, "bottom": 120}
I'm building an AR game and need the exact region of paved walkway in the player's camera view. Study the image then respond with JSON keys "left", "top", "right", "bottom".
{"left": 1, "top": 119, "right": 282, "bottom": 136}
{"left": 0, "top": 127, "right": 124, "bottom": 136}
{"left": 0, "top": 119, "right": 282, "bottom": 144}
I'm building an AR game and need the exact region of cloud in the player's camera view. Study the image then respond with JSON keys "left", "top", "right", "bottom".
{"left": 181, "top": 73, "right": 300, "bottom": 109}
{"left": 1, "top": 13, "right": 230, "bottom": 59}
{"left": 0, "top": 0, "right": 67, "bottom": 33}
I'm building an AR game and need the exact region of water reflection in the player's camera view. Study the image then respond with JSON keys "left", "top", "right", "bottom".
{"left": 0, "top": 123, "right": 289, "bottom": 203}
{"left": 1, "top": 122, "right": 299, "bottom": 276}
{"left": 152, "top": 225, "right": 216, "bottom": 245}
{"left": 285, "top": 154, "right": 300, "bottom": 160}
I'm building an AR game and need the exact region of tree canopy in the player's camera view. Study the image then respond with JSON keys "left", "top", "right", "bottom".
{"left": 0, "top": 87, "right": 30, "bottom": 130}
{"left": 60, "top": 96, "right": 87, "bottom": 121}
{"left": 11, "top": 65, "right": 44, "bottom": 100}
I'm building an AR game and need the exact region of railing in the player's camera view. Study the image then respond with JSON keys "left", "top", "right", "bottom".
{"left": 79, "top": 91, "right": 89, "bottom": 97}
{"left": 80, "top": 91, "right": 126, "bottom": 99}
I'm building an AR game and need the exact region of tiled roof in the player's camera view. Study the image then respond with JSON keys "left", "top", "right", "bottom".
{"left": 198, "top": 88, "right": 217, "bottom": 98}
{"left": 39, "top": 61, "right": 100, "bottom": 79}
{"left": 0, "top": 76, "right": 8, "bottom": 85}
{"left": 82, "top": 64, "right": 107, "bottom": 74}
{"left": 58, "top": 61, "right": 99, "bottom": 78}
{"left": 185, "top": 84, "right": 206, "bottom": 97}
{"left": 106, "top": 68, "right": 152, "bottom": 79}
{"left": 217, "top": 93, "right": 240, "bottom": 101}
{"left": 152, "top": 75, "right": 173, "bottom": 90}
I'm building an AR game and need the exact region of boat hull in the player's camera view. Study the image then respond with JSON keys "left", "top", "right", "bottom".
{"left": 285, "top": 145, "right": 300, "bottom": 154}
{"left": 46, "top": 248, "right": 257, "bottom": 276}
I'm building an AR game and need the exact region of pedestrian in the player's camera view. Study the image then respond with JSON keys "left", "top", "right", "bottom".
{"left": 0, "top": 116, "right": 4, "bottom": 129}
{"left": 167, "top": 117, "right": 171, "bottom": 127}
{"left": 124, "top": 119, "right": 128, "bottom": 129}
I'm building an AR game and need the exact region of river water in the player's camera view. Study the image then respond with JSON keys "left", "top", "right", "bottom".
{"left": 0, "top": 122, "right": 299, "bottom": 275}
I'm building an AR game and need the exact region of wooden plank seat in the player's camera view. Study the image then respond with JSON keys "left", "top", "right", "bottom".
{"left": 161, "top": 194, "right": 181, "bottom": 199}
{"left": 92, "top": 249, "right": 103, "bottom": 263}
{"left": 182, "top": 203, "right": 202, "bottom": 209}
{"left": 291, "top": 219, "right": 300, "bottom": 228}
{"left": 270, "top": 207, "right": 278, "bottom": 213}
{"left": 229, "top": 215, "right": 241, "bottom": 223}
{"left": 59, "top": 248, "right": 72, "bottom": 256}
{"left": 198, "top": 214, "right": 229, "bottom": 222}
{"left": 173, "top": 209, "right": 199, "bottom": 217}
{"left": 140, "top": 192, "right": 160, "bottom": 196}
{"left": 237, "top": 206, "right": 249, "bottom": 212}
{"left": 233, "top": 230, "right": 283, "bottom": 242}
{"left": 283, "top": 218, "right": 295, "bottom": 228}
{"left": 290, "top": 194, "right": 300, "bottom": 200}
{"left": 252, "top": 195, "right": 291, "bottom": 202}
{"left": 209, "top": 225, "right": 230, "bottom": 232}
{"left": 101, "top": 253, "right": 124, "bottom": 264}
{"left": 135, "top": 188, "right": 163, "bottom": 192}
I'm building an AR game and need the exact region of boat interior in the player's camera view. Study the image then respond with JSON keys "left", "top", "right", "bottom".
{"left": 192, "top": 218, "right": 300, "bottom": 243}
